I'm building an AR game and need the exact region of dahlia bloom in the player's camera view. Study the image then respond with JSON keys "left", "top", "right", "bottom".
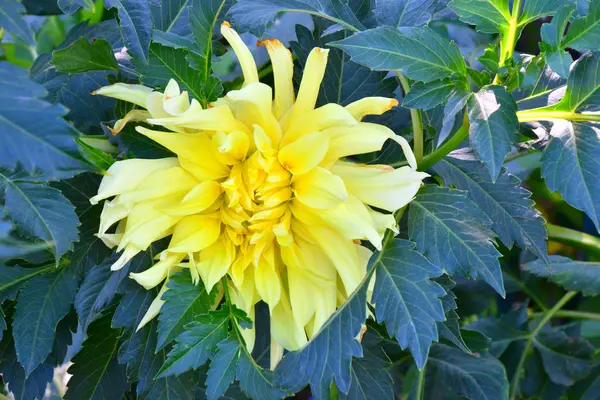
{"left": 92, "top": 23, "right": 427, "bottom": 359}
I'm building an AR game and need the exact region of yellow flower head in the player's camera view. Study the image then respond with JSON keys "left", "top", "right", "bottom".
{"left": 92, "top": 23, "right": 428, "bottom": 357}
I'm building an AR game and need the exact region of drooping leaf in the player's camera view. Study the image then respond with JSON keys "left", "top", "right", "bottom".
{"left": 426, "top": 343, "right": 509, "bottom": 400}
{"left": 541, "top": 121, "right": 600, "bottom": 231}
{"left": 134, "top": 43, "right": 204, "bottom": 104}
{"left": 274, "top": 262, "right": 375, "bottom": 400}
{"left": 228, "top": 0, "right": 365, "bottom": 37}
{"left": 408, "top": 186, "right": 505, "bottom": 296}
{"left": 105, "top": 0, "right": 152, "bottom": 62}
{"left": 563, "top": 3, "right": 600, "bottom": 51}
{"left": 159, "top": 310, "right": 230, "bottom": 378}
{"left": 151, "top": 0, "right": 192, "bottom": 35}
{"left": 403, "top": 79, "right": 458, "bottom": 110}
{"left": 51, "top": 37, "right": 119, "bottom": 73}
{"left": 74, "top": 255, "right": 129, "bottom": 332}
{"left": 0, "top": 62, "right": 88, "bottom": 178}
{"left": 467, "top": 85, "right": 519, "bottom": 181}
{"left": 433, "top": 150, "right": 549, "bottom": 264}
{"left": 330, "top": 26, "right": 467, "bottom": 83}
{"left": 157, "top": 270, "right": 215, "bottom": 350}
{"left": 290, "top": 24, "right": 396, "bottom": 107}
{"left": 12, "top": 265, "right": 79, "bottom": 375}
{"left": 533, "top": 330, "right": 595, "bottom": 386}
{"left": 1, "top": 171, "right": 80, "bottom": 263}
{"left": 372, "top": 239, "right": 446, "bottom": 368}
{"left": 374, "top": 0, "right": 437, "bottom": 27}
{"left": 64, "top": 312, "right": 128, "bottom": 399}
{"left": 523, "top": 256, "right": 600, "bottom": 295}
{"left": 0, "top": 0, "right": 36, "bottom": 45}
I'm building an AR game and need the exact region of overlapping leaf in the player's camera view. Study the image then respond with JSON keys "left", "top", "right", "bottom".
{"left": 408, "top": 186, "right": 505, "bottom": 296}
{"left": 0, "top": 0, "right": 35, "bottom": 45}
{"left": 524, "top": 256, "right": 600, "bottom": 295}
{"left": 403, "top": 79, "right": 458, "bottom": 110}
{"left": 104, "top": 0, "right": 152, "bottom": 62}
{"left": 51, "top": 37, "right": 118, "bottom": 73}
{"left": 152, "top": 0, "right": 192, "bottom": 35}
{"left": 374, "top": 0, "right": 438, "bottom": 27}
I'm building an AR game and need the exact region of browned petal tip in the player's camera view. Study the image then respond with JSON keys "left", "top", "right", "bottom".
{"left": 390, "top": 98, "right": 399, "bottom": 108}
{"left": 222, "top": 21, "right": 231, "bottom": 28}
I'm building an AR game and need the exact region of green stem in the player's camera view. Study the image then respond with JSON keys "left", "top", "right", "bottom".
{"left": 501, "top": 0, "right": 523, "bottom": 64}
{"left": 397, "top": 72, "right": 424, "bottom": 163}
{"left": 418, "top": 124, "right": 469, "bottom": 171}
{"left": 509, "top": 291, "right": 577, "bottom": 400}
{"left": 517, "top": 110, "right": 600, "bottom": 123}
{"left": 0, "top": 263, "right": 56, "bottom": 293}
{"left": 415, "top": 362, "right": 426, "bottom": 400}
{"left": 547, "top": 223, "right": 600, "bottom": 257}
{"left": 0, "top": 28, "right": 5, "bottom": 42}
{"left": 530, "top": 309, "right": 600, "bottom": 322}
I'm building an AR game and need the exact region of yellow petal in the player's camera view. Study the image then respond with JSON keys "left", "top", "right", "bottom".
{"left": 309, "top": 284, "right": 337, "bottom": 337}
{"left": 282, "top": 103, "right": 357, "bottom": 146}
{"left": 259, "top": 39, "right": 294, "bottom": 119}
{"left": 278, "top": 131, "right": 329, "bottom": 175}
{"left": 253, "top": 256, "right": 281, "bottom": 310}
{"left": 147, "top": 101, "right": 249, "bottom": 133}
{"left": 331, "top": 162, "right": 429, "bottom": 211}
{"left": 163, "top": 79, "right": 190, "bottom": 116}
{"left": 292, "top": 167, "right": 348, "bottom": 209}
{"left": 90, "top": 158, "right": 179, "bottom": 205}
{"left": 168, "top": 215, "right": 221, "bottom": 253}
{"left": 130, "top": 253, "right": 184, "bottom": 289}
{"left": 221, "top": 22, "right": 259, "bottom": 85}
{"left": 368, "top": 207, "right": 399, "bottom": 238}
{"left": 345, "top": 97, "right": 398, "bottom": 121}
{"left": 162, "top": 181, "right": 223, "bottom": 216}
{"left": 285, "top": 47, "right": 329, "bottom": 130}
{"left": 117, "top": 167, "right": 198, "bottom": 206}
{"left": 108, "top": 110, "right": 151, "bottom": 135}
{"left": 98, "top": 198, "right": 128, "bottom": 235}
{"left": 198, "top": 237, "right": 235, "bottom": 292}
{"left": 93, "top": 83, "right": 153, "bottom": 108}
{"left": 111, "top": 244, "right": 140, "bottom": 271}
{"left": 287, "top": 266, "right": 316, "bottom": 327}
{"left": 270, "top": 291, "right": 307, "bottom": 351}
{"left": 137, "top": 281, "right": 169, "bottom": 331}
{"left": 212, "top": 131, "right": 250, "bottom": 165}
{"left": 119, "top": 199, "right": 181, "bottom": 250}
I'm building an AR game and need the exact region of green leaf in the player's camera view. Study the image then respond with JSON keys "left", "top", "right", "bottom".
{"left": 57, "top": 0, "right": 92, "bottom": 14}
{"left": 408, "top": 186, "right": 505, "bottom": 296}
{"left": 568, "top": 365, "right": 600, "bottom": 400}
{"left": 229, "top": 0, "right": 365, "bottom": 36}
{"left": 157, "top": 270, "right": 215, "bottom": 350}
{"left": 64, "top": 312, "right": 128, "bottom": 400}
{"left": 433, "top": 150, "right": 549, "bottom": 264}
{"left": 520, "top": 0, "right": 574, "bottom": 25}
{"left": 159, "top": 310, "right": 230, "bottom": 378}
{"left": 553, "top": 52, "right": 600, "bottom": 112}
{"left": 274, "top": 262, "right": 375, "bottom": 400}
{"left": 0, "top": 171, "right": 80, "bottom": 263}
{"left": 0, "top": 0, "right": 35, "bottom": 45}
{"left": 467, "top": 304, "right": 529, "bottom": 357}
{"left": 435, "top": 276, "right": 470, "bottom": 353}
{"left": 0, "top": 264, "right": 55, "bottom": 301}
{"left": 74, "top": 255, "right": 129, "bottom": 332}
{"left": 290, "top": 24, "right": 396, "bottom": 107}
{"left": 438, "top": 89, "right": 471, "bottom": 145}
{"left": 151, "top": 0, "right": 192, "bottom": 34}
{"left": 134, "top": 43, "right": 205, "bottom": 105}
{"left": 523, "top": 255, "right": 600, "bottom": 295}
{"left": 448, "top": 0, "right": 510, "bottom": 34}
{"left": 13, "top": 265, "right": 78, "bottom": 375}
{"left": 541, "top": 5, "right": 574, "bottom": 50}
{"left": 404, "top": 79, "right": 458, "bottom": 110}
{"left": 105, "top": 0, "right": 152, "bottom": 62}
{"left": 533, "top": 331, "right": 595, "bottom": 386}
{"left": 237, "top": 339, "right": 285, "bottom": 400}
{"left": 541, "top": 121, "right": 600, "bottom": 231}
{"left": 374, "top": 0, "right": 437, "bottom": 27}
{"left": 563, "top": 3, "right": 600, "bottom": 51}
{"left": 426, "top": 343, "right": 509, "bottom": 400}
{"left": 0, "top": 217, "right": 49, "bottom": 262}
{"left": 372, "top": 239, "right": 446, "bottom": 368}
{"left": 514, "top": 57, "right": 565, "bottom": 110}
{"left": 206, "top": 338, "right": 240, "bottom": 400}
{"left": 467, "top": 85, "right": 519, "bottom": 181}
{"left": 76, "top": 137, "right": 116, "bottom": 172}
{"left": 330, "top": 26, "right": 467, "bottom": 83}
{"left": 187, "top": 0, "right": 230, "bottom": 105}
{"left": 0, "top": 62, "right": 88, "bottom": 178}
{"left": 478, "top": 44, "right": 500, "bottom": 73}
{"left": 546, "top": 50, "right": 573, "bottom": 78}
{"left": 51, "top": 37, "right": 118, "bottom": 73}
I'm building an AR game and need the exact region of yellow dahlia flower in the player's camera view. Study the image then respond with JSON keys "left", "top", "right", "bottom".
{"left": 92, "top": 23, "right": 428, "bottom": 360}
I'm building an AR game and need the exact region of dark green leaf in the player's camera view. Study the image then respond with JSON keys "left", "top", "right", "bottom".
{"left": 0, "top": 62, "right": 88, "bottom": 177}
{"left": 13, "top": 265, "right": 78, "bottom": 375}
{"left": 57, "top": 0, "right": 91, "bottom": 14}
{"left": 521, "top": 350, "right": 569, "bottom": 400}
{"left": 238, "top": 341, "right": 285, "bottom": 400}
{"left": 448, "top": 0, "right": 510, "bottom": 34}
{"left": 408, "top": 186, "right": 505, "bottom": 296}
{"left": 478, "top": 44, "right": 500, "bottom": 73}
{"left": 152, "top": 0, "right": 192, "bottom": 35}
{"left": 467, "top": 85, "right": 519, "bottom": 181}
{"left": 105, "top": 0, "right": 152, "bottom": 62}
{"left": 206, "top": 338, "right": 240, "bottom": 400}
{"left": 157, "top": 270, "right": 215, "bottom": 350}
{"left": 76, "top": 137, "right": 115, "bottom": 172}
{"left": 330, "top": 26, "right": 467, "bottom": 83}
{"left": 372, "top": 239, "right": 446, "bottom": 368}
{"left": 404, "top": 79, "right": 457, "bottom": 110}
{"left": 426, "top": 343, "right": 509, "bottom": 400}
{"left": 546, "top": 50, "right": 573, "bottom": 78}
{"left": 563, "top": 3, "right": 600, "bottom": 51}
{"left": 467, "top": 304, "right": 529, "bottom": 357}
{"left": 520, "top": 0, "right": 574, "bottom": 25}
{"left": 553, "top": 52, "right": 600, "bottom": 112}
{"left": 568, "top": 365, "right": 600, "bottom": 400}
{"left": 0, "top": 265, "right": 55, "bottom": 302}
{"left": 435, "top": 276, "right": 470, "bottom": 353}
{"left": 523, "top": 255, "right": 600, "bottom": 295}
{"left": 64, "top": 313, "right": 128, "bottom": 400}
{"left": 134, "top": 43, "right": 204, "bottom": 104}
{"left": 275, "top": 263, "right": 374, "bottom": 400}
{"left": 514, "top": 58, "right": 565, "bottom": 110}
{"left": 438, "top": 89, "right": 470, "bottom": 145}
{"left": 433, "top": 150, "right": 549, "bottom": 264}
{"left": 541, "top": 5, "right": 574, "bottom": 50}
{"left": 541, "top": 121, "right": 600, "bottom": 231}
{"left": 374, "top": 0, "right": 437, "bottom": 27}
{"left": 159, "top": 310, "right": 230, "bottom": 378}
{"left": 1, "top": 172, "right": 80, "bottom": 263}
{"left": 0, "top": 0, "right": 35, "bottom": 45}
{"left": 229, "top": 0, "right": 365, "bottom": 36}
{"left": 290, "top": 24, "right": 396, "bottom": 107}
{"left": 51, "top": 37, "right": 119, "bottom": 73}
{"left": 534, "top": 331, "right": 595, "bottom": 386}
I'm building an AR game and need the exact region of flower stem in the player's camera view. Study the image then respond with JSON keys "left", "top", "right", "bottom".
{"left": 418, "top": 124, "right": 469, "bottom": 171}
{"left": 396, "top": 71, "right": 424, "bottom": 163}
{"left": 509, "top": 291, "right": 577, "bottom": 400}
{"left": 516, "top": 110, "right": 600, "bottom": 123}
{"left": 530, "top": 309, "right": 600, "bottom": 322}
{"left": 546, "top": 223, "right": 600, "bottom": 257}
